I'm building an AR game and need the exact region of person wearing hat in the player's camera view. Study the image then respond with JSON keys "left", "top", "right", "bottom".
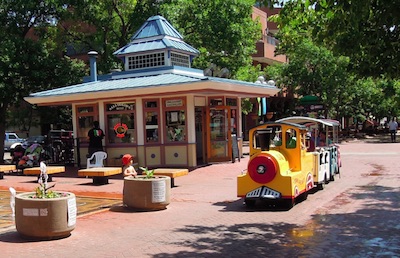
{"left": 122, "top": 154, "right": 137, "bottom": 177}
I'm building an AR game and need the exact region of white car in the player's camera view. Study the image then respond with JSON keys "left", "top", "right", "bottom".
{"left": 4, "top": 132, "right": 24, "bottom": 151}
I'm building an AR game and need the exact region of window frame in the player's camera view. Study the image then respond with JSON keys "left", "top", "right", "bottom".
{"left": 143, "top": 99, "right": 160, "bottom": 144}
{"left": 163, "top": 97, "right": 187, "bottom": 143}
{"left": 75, "top": 104, "right": 98, "bottom": 145}
{"left": 105, "top": 101, "right": 137, "bottom": 145}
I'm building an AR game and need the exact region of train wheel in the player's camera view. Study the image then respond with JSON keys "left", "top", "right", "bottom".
{"left": 324, "top": 173, "right": 330, "bottom": 184}
{"left": 317, "top": 183, "right": 324, "bottom": 190}
{"left": 280, "top": 199, "right": 294, "bottom": 210}
{"left": 244, "top": 199, "right": 256, "bottom": 207}
{"left": 297, "top": 192, "right": 308, "bottom": 203}
{"left": 330, "top": 173, "right": 335, "bottom": 181}
{"left": 336, "top": 167, "right": 341, "bottom": 178}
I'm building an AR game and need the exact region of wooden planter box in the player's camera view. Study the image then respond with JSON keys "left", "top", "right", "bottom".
{"left": 15, "top": 192, "right": 77, "bottom": 240}
{"left": 123, "top": 175, "right": 171, "bottom": 211}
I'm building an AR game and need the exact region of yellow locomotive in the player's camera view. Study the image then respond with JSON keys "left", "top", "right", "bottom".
{"left": 237, "top": 116, "right": 340, "bottom": 209}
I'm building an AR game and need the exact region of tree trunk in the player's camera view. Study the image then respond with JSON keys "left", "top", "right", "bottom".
{"left": 0, "top": 104, "right": 8, "bottom": 164}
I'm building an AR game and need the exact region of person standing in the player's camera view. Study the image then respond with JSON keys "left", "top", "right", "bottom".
{"left": 388, "top": 118, "right": 398, "bottom": 143}
{"left": 88, "top": 121, "right": 105, "bottom": 156}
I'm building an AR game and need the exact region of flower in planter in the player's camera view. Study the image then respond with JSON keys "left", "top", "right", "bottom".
{"left": 140, "top": 167, "right": 155, "bottom": 179}
{"left": 30, "top": 162, "right": 67, "bottom": 199}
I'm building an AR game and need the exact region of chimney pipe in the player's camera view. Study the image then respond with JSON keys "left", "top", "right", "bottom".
{"left": 88, "top": 51, "right": 98, "bottom": 82}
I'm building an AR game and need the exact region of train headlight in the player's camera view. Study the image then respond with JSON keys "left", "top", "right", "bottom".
{"left": 257, "top": 165, "right": 266, "bottom": 174}
{"left": 248, "top": 154, "right": 277, "bottom": 184}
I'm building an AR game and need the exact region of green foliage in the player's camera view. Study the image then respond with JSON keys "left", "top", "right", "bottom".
{"left": 33, "top": 186, "right": 64, "bottom": 199}
{"left": 140, "top": 167, "right": 155, "bottom": 179}
{"left": 30, "top": 162, "right": 67, "bottom": 199}
{"left": 274, "top": 0, "right": 399, "bottom": 79}
{"left": 160, "top": 0, "right": 260, "bottom": 77}
{"left": 268, "top": 0, "right": 400, "bottom": 119}
{"left": 63, "top": 0, "right": 161, "bottom": 74}
{"left": 235, "top": 65, "right": 263, "bottom": 115}
{"left": 0, "top": 0, "right": 86, "bottom": 161}
{"left": 241, "top": 98, "right": 254, "bottom": 115}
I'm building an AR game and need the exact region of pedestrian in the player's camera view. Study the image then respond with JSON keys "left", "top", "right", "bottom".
{"left": 87, "top": 121, "right": 105, "bottom": 156}
{"left": 122, "top": 154, "right": 137, "bottom": 177}
{"left": 388, "top": 118, "right": 398, "bottom": 143}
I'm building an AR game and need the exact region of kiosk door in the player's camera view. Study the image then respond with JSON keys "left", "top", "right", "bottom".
{"left": 207, "top": 107, "right": 232, "bottom": 162}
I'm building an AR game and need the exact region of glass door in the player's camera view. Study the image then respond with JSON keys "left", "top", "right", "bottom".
{"left": 207, "top": 106, "right": 232, "bottom": 162}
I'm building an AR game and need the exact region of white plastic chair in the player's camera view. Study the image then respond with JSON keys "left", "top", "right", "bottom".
{"left": 87, "top": 151, "right": 107, "bottom": 169}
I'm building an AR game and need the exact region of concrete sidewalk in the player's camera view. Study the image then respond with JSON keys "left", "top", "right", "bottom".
{"left": 0, "top": 140, "right": 399, "bottom": 257}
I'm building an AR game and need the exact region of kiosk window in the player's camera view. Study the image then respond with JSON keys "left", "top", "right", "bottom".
{"left": 144, "top": 100, "right": 160, "bottom": 143}
{"left": 164, "top": 97, "right": 186, "bottom": 142}
{"left": 106, "top": 102, "right": 136, "bottom": 144}
{"left": 76, "top": 104, "right": 97, "bottom": 144}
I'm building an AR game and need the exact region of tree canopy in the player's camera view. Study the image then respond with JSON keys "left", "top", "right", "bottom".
{"left": 266, "top": 0, "right": 400, "bottom": 121}
{"left": 61, "top": 0, "right": 160, "bottom": 74}
{"left": 273, "top": 0, "right": 400, "bottom": 79}
{"left": 160, "top": 0, "right": 260, "bottom": 77}
{"left": 0, "top": 0, "right": 86, "bottom": 162}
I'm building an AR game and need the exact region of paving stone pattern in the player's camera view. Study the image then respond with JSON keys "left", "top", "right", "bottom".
{"left": 0, "top": 137, "right": 399, "bottom": 257}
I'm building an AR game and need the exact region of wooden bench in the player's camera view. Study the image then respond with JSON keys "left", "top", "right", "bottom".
{"left": 23, "top": 166, "right": 65, "bottom": 182}
{"left": 78, "top": 167, "right": 122, "bottom": 185}
{"left": 152, "top": 168, "right": 189, "bottom": 187}
{"left": 0, "top": 165, "right": 16, "bottom": 179}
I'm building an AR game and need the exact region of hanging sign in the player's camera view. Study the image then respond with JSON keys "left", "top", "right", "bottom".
{"left": 166, "top": 99, "right": 183, "bottom": 107}
{"left": 114, "top": 123, "right": 128, "bottom": 138}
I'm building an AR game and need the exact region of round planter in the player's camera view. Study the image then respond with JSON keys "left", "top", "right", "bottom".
{"left": 123, "top": 175, "right": 171, "bottom": 211}
{"left": 15, "top": 191, "right": 77, "bottom": 240}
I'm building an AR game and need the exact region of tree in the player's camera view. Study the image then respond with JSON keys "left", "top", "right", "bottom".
{"left": 265, "top": 0, "right": 400, "bottom": 120}
{"left": 274, "top": 0, "right": 400, "bottom": 79}
{"left": 61, "top": 0, "right": 161, "bottom": 74}
{"left": 263, "top": 38, "right": 349, "bottom": 117}
{"left": 0, "top": 1, "right": 86, "bottom": 163}
{"left": 160, "top": 0, "right": 261, "bottom": 78}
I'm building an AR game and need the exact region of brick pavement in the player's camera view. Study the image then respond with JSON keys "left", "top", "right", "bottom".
{"left": 0, "top": 138, "right": 399, "bottom": 257}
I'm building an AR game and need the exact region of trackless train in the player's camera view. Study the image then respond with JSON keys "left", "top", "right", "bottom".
{"left": 237, "top": 116, "right": 341, "bottom": 209}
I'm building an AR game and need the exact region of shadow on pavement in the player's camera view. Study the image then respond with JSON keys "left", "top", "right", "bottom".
{"left": 150, "top": 184, "right": 400, "bottom": 257}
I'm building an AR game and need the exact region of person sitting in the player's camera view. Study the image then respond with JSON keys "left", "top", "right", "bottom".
{"left": 286, "top": 136, "right": 296, "bottom": 148}
{"left": 122, "top": 154, "right": 137, "bottom": 178}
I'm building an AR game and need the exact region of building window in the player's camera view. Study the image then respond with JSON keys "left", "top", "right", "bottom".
{"left": 128, "top": 52, "right": 165, "bottom": 70}
{"left": 105, "top": 102, "right": 136, "bottom": 144}
{"left": 226, "top": 98, "right": 237, "bottom": 106}
{"left": 227, "top": 97, "right": 238, "bottom": 134}
{"left": 171, "top": 52, "right": 190, "bottom": 67}
{"left": 144, "top": 99, "right": 159, "bottom": 143}
{"left": 209, "top": 97, "right": 224, "bottom": 106}
{"left": 164, "top": 98, "right": 186, "bottom": 142}
{"left": 76, "top": 105, "right": 97, "bottom": 144}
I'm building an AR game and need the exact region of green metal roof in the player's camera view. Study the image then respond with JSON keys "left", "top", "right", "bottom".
{"left": 131, "top": 15, "right": 183, "bottom": 40}
{"left": 113, "top": 15, "right": 199, "bottom": 56}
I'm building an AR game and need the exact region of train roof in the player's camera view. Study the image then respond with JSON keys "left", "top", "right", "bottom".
{"left": 276, "top": 116, "right": 340, "bottom": 127}
{"left": 259, "top": 121, "right": 308, "bottom": 130}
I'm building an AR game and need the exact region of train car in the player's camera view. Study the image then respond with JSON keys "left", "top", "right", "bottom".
{"left": 237, "top": 117, "right": 341, "bottom": 209}
{"left": 276, "top": 116, "right": 341, "bottom": 187}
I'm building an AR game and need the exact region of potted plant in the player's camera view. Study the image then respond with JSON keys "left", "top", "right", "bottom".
{"left": 123, "top": 167, "right": 171, "bottom": 211}
{"left": 12, "top": 162, "right": 77, "bottom": 240}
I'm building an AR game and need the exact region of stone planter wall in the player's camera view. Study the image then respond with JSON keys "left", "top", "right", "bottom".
{"left": 123, "top": 175, "right": 171, "bottom": 211}
{"left": 15, "top": 192, "right": 77, "bottom": 240}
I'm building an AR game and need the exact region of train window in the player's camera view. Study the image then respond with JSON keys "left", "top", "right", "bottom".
{"left": 285, "top": 129, "right": 297, "bottom": 149}
{"left": 254, "top": 126, "right": 282, "bottom": 150}
{"left": 270, "top": 126, "right": 282, "bottom": 147}
{"left": 255, "top": 129, "right": 272, "bottom": 151}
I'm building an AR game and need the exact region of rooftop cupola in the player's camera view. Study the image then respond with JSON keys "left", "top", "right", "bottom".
{"left": 113, "top": 15, "right": 199, "bottom": 71}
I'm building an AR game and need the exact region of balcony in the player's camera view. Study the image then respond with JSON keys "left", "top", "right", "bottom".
{"left": 252, "top": 35, "right": 287, "bottom": 66}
